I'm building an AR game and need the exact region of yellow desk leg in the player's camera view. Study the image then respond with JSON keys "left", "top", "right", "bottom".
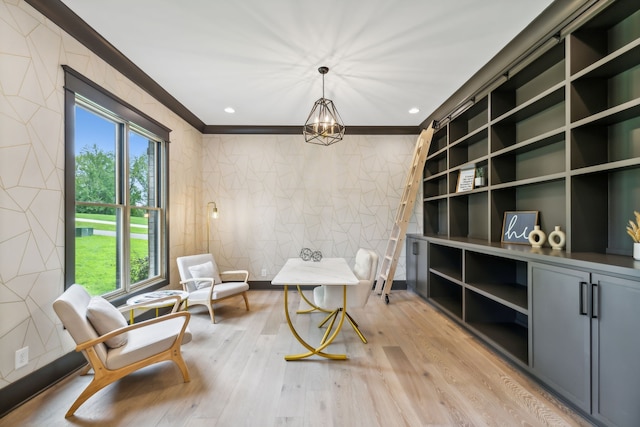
{"left": 283, "top": 284, "right": 348, "bottom": 361}
{"left": 129, "top": 309, "right": 134, "bottom": 324}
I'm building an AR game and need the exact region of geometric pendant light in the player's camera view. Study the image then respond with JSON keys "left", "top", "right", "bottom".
{"left": 303, "top": 66, "right": 346, "bottom": 146}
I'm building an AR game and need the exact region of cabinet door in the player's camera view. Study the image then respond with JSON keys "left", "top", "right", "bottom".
{"left": 530, "top": 263, "right": 591, "bottom": 412}
{"left": 415, "top": 239, "right": 428, "bottom": 298}
{"left": 591, "top": 274, "right": 640, "bottom": 427}
{"left": 406, "top": 238, "right": 418, "bottom": 291}
{"left": 406, "top": 238, "right": 428, "bottom": 298}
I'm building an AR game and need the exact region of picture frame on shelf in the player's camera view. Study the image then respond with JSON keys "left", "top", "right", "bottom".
{"left": 501, "top": 211, "right": 539, "bottom": 244}
{"left": 456, "top": 168, "right": 475, "bottom": 193}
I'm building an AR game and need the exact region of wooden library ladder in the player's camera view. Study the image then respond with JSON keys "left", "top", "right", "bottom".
{"left": 374, "top": 123, "right": 434, "bottom": 303}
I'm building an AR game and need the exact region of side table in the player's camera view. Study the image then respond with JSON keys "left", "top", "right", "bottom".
{"left": 125, "top": 289, "right": 189, "bottom": 323}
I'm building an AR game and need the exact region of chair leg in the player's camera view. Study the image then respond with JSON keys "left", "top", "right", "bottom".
{"left": 318, "top": 309, "right": 340, "bottom": 328}
{"left": 207, "top": 302, "right": 216, "bottom": 324}
{"left": 242, "top": 291, "right": 250, "bottom": 311}
{"left": 320, "top": 310, "right": 340, "bottom": 345}
{"left": 345, "top": 312, "right": 367, "bottom": 344}
{"left": 171, "top": 349, "right": 191, "bottom": 383}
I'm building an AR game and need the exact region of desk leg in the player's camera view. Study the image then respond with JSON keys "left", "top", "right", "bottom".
{"left": 283, "top": 284, "right": 348, "bottom": 361}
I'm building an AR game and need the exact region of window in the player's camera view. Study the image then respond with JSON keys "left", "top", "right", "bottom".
{"left": 64, "top": 66, "right": 170, "bottom": 298}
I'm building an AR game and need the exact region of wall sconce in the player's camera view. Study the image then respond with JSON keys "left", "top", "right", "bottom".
{"left": 206, "top": 201, "right": 218, "bottom": 253}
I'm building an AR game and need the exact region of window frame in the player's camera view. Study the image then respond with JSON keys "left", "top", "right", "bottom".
{"left": 63, "top": 66, "right": 171, "bottom": 300}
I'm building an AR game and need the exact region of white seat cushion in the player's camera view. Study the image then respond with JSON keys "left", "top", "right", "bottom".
{"left": 105, "top": 317, "right": 192, "bottom": 370}
{"left": 86, "top": 297, "right": 128, "bottom": 348}
{"left": 187, "top": 281, "right": 249, "bottom": 302}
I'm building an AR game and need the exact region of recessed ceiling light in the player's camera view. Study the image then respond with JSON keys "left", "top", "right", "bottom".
{"left": 409, "top": 107, "right": 420, "bottom": 114}
{"left": 224, "top": 107, "right": 235, "bottom": 114}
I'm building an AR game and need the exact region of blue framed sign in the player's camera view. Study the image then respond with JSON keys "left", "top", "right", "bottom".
{"left": 501, "top": 211, "right": 539, "bottom": 244}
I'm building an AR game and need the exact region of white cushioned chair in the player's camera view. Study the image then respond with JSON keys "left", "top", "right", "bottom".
{"left": 176, "top": 253, "right": 250, "bottom": 323}
{"left": 312, "top": 248, "right": 379, "bottom": 343}
{"left": 53, "top": 284, "right": 191, "bottom": 418}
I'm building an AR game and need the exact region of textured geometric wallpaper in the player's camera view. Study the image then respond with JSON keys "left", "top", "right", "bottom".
{"left": 203, "top": 134, "right": 422, "bottom": 281}
{"left": 0, "top": 0, "right": 203, "bottom": 389}
{"left": 0, "top": 0, "right": 421, "bottom": 391}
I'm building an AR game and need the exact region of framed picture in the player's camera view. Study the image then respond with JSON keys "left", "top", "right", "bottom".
{"left": 501, "top": 211, "right": 539, "bottom": 244}
{"left": 456, "top": 168, "right": 475, "bottom": 192}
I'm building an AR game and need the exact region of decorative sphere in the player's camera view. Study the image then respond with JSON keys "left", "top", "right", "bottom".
{"left": 311, "top": 250, "right": 323, "bottom": 262}
{"left": 300, "top": 248, "right": 312, "bottom": 261}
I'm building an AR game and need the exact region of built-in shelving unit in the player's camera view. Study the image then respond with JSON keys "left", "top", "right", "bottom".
{"left": 421, "top": 0, "right": 640, "bottom": 259}
{"left": 410, "top": 2, "right": 640, "bottom": 422}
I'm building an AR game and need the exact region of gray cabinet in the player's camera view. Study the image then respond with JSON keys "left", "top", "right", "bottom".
{"left": 591, "top": 273, "right": 640, "bottom": 427}
{"left": 530, "top": 264, "right": 591, "bottom": 412}
{"left": 531, "top": 263, "right": 640, "bottom": 426}
{"left": 406, "top": 237, "right": 428, "bottom": 298}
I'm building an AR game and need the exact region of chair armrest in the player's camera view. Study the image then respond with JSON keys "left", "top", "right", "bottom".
{"left": 180, "top": 277, "right": 214, "bottom": 292}
{"left": 220, "top": 270, "right": 249, "bottom": 283}
{"left": 75, "top": 311, "right": 191, "bottom": 352}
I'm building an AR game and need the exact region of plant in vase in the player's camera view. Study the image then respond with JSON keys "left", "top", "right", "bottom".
{"left": 626, "top": 211, "right": 640, "bottom": 260}
{"left": 474, "top": 166, "right": 486, "bottom": 187}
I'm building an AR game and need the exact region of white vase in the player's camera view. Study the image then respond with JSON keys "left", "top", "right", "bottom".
{"left": 548, "top": 226, "right": 566, "bottom": 250}
{"left": 634, "top": 243, "right": 640, "bottom": 261}
{"left": 528, "top": 225, "right": 546, "bottom": 248}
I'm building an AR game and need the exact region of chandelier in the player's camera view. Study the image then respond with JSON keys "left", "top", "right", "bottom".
{"left": 303, "top": 66, "right": 346, "bottom": 146}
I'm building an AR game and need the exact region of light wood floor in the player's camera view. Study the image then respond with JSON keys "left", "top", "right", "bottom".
{"left": 1, "top": 290, "right": 593, "bottom": 427}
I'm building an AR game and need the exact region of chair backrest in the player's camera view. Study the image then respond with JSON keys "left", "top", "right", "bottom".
{"left": 176, "top": 253, "right": 219, "bottom": 291}
{"left": 53, "top": 284, "right": 108, "bottom": 363}
{"left": 350, "top": 248, "right": 379, "bottom": 307}
{"left": 313, "top": 248, "right": 379, "bottom": 310}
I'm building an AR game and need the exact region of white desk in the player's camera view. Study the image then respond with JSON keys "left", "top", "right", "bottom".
{"left": 272, "top": 258, "right": 358, "bottom": 360}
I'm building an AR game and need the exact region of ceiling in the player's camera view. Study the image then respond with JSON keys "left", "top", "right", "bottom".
{"left": 57, "top": 0, "right": 555, "bottom": 129}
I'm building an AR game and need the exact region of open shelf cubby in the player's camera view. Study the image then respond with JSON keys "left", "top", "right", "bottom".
{"left": 449, "top": 97, "right": 488, "bottom": 143}
{"left": 465, "top": 251, "right": 528, "bottom": 311}
{"left": 449, "top": 192, "right": 488, "bottom": 241}
{"left": 429, "top": 272, "right": 462, "bottom": 319}
{"left": 571, "top": 107, "right": 640, "bottom": 170}
{"left": 424, "top": 175, "right": 448, "bottom": 198}
{"left": 465, "top": 289, "right": 529, "bottom": 365}
{"left": 424, "top": 151, "right": 447, "bottom": 178}
{"left": 491, "top": 41, "right": 566, "bottom": 120}
{"left": 429, "top": 127, "right": 448, "bottom": 155}
{"left": 569, "top": 0, "right": 640, "bottom": 75}
{"left": 490, "top": 179, "right": 566, "bottom": 243}
{"left": 429, "top": 243, "right": 462, "bottom": 281}
{"left": 491, "top": 87, "right": 565, "bottom": 153}
{"left": 450, "top": 128, "right": 489, "bottom": 169}
{"left": 491, "top": 131, "right": 565, "bottom": 185}
{"left": 424, "top": 198, "right": 448, "bottom": 237}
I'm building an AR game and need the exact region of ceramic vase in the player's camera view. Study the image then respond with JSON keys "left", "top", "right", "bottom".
{"left": 548, "top": 226, "right": 566, "bottom": 250}
{"left": 634, "top": 243, "right": 640, "bottom": 261}
{"left": 528, "top": 225, "right": 546, "bottom": 248}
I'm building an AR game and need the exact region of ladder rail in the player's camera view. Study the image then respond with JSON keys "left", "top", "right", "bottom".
{"left": 374, "top": 123, "right": 434, "bottom": 301}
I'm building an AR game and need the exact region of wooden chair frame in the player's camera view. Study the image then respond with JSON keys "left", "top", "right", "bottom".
{"left": 62, "top": 296, "right": 191, "bottom": 418}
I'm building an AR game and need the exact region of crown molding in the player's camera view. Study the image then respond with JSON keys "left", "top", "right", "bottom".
{"left": 203, "top": 125, "right": 420, "bottom": 135}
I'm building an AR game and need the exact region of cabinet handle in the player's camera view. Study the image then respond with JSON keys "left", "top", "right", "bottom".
{"left": 591, "top": 283, "right": 599, "bottom": 319}
{"left": 412, "top": 241, "right": 419, "bottom": 255}
{"left": 579, "top": 281, "right": 588, "bottom": 316}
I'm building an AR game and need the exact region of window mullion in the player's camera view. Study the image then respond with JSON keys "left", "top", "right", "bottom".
{"left": 120, "top": 123, "right": 130, "bottom": 292}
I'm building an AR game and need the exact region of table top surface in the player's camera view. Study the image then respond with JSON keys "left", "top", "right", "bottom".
{"left": 271, "top": 258, "right": 359, "bottom": 286}
{"left": 126, "top": 289, "right": 189, "bottom": 306}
